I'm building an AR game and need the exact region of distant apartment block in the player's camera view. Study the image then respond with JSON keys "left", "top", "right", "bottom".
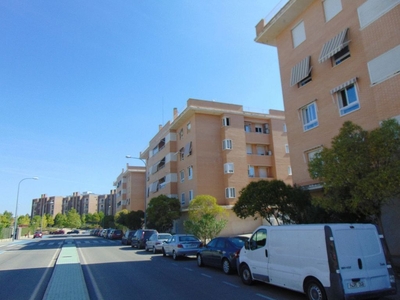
{"left": 114, "top": 165, "right": 145, "bottom": 213}
{"left": 31, "top": 190, "right": 117, "bottom": 218}
{"left": 255, "top": 0, "right": 400, "bottom": 189}
{"left": 139, "top": 99, "right": 291, "bottom": 235}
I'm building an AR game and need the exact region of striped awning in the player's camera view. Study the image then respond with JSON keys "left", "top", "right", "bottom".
{"left": 330, "top": 77, "right": 357, "bottom": 94}
{"left": 184, "top": 141, "right": 192, "bottom": 156}
{"left": 290, "top": 56, "right": 312, "bottom": 87}
{"left": 319, "top": 28, "right": 349, "bottom": 63}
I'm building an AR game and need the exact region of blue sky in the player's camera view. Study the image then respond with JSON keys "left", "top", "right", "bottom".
{"left": 0, "top": 1, "right": 284, "bottom": 216}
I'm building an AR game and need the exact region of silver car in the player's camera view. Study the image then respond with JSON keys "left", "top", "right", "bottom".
{"left": 162, "top": 234, "right": 203, "bottom": 260}
{"left": 145, "top": 233, "right": 172, "bottom": 253}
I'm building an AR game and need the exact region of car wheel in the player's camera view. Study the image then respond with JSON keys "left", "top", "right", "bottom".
{"left": 172, "top": 251, "right": 178, "bottom": 260}
{"left": 152, "top": 246, "right": 156, "bottom": 254}
{"left": 240, "top": 264, "right": 253, "bottom": 285}
{"left": 162, "top": 248, "right": 167, "bottom": 257}
{"left": 197, "top": 254, "right": 204, "bottom": 267}
{"left": 305, "top": 279, "right": 327, "bottom": 300}
{"left": 222, "top": 258, "right": 232, "bottom": 275}
{"left": 145, "top": 245, "right": 148, "bottom": 251}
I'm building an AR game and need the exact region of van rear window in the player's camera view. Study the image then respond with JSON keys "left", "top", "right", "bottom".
{"left": 334, "top": 228, "right": 381, "bottom": 256}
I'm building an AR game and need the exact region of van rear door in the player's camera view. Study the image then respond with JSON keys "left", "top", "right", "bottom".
{"left": 332, "top": 224, "right": 392, "bottom": 296}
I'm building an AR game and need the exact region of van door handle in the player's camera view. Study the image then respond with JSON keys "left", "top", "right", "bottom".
{"left": 265, "top": 249, "right": 268, "bottom": 257}
{"left": 358, "top": 258, "right": 363, "bottom": 269}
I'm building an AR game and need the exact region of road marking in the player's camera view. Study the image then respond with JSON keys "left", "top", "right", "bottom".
{"left": 201, "top": 273, "right": 212, "bottom": 278}
{"left": 29, "top": 248, "right": 61, "bottom": 300}
{"left": 256, "top": 293, "right": 277, "bottom": 300}
{"left": 223, "top": 281, "right": 239, "bottom": 288}
{"left": 184, "top": 267, "right": 193, "bottom": 271}
{"left": 78, "top": 247, "right": 104, "bottom": 300}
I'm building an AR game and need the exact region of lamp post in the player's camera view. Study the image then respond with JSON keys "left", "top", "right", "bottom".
{"left": 126, "top": 155, "right": 147, "bottom": 229}
{"left": 14, "top": 177, "right": 38, "bottom": 241}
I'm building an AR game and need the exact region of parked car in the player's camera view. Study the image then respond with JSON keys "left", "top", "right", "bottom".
{"left": 145, "top": 233, "right": 172, "bottom": 253}
{"left": 33, "top": 231, "right": 42, "bottom": 238}
{"left": 102, "top": 228, "right": 112, "bottom": 238}
{"left": 162, "top": 234, "right": 203, "bottom": 260}
{"left": 197, "top": 236, "right": 248, "bottom": 274}
{"left": 107, "top": 229, "right": 115, "bottom": 239}
{"left": 121, "top": 230, "right": 136, "bottom": 245}
{"left": 131, "top": 229, "right": 158, "bottom": 249}
{"left": 52, "top": 229, "right": 65, "bottom": 234}
{"left": 67, "top": 229, "right": 79, "bottom": 234}
{"left": 110, "top": 229, "right": 123, "bottom": 240}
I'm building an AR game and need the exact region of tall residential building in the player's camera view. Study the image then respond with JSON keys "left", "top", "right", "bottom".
{"left": 114, "top": 164, "right": 145, "bottom": 213}
{"left": 140, "top": 99, "right": 291, "bottom": 235}
{"left": 255, "top": 0, "right": 400, "bottom": 261}
{"left": 62, "top": 192, "right": 98, "bottom": 215}
{"left": 31, "top": 194, "right": 63, "bottom": 218}
{"left": 98, "top": 190, "right": 116, "bottom": 216}
{"left": 255, "top": 0, "right": 400, "bottom": 188}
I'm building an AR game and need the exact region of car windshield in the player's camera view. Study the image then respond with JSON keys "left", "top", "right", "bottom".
{"left": 179, "top": 236, "right": 198, "bottom": 242}
{"left": 159, "top": 234, "right": 170, "bottom": 239}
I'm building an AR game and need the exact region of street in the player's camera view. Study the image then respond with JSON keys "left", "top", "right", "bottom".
{"left": 0, "top": 235, "right": 398, "bottom": 300}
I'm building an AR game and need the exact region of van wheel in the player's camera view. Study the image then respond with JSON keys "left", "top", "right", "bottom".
{"left": 240, "top": 264, "right": 253, "bottom": 285}
{"left": 222, "top": 259, "right": 232, "bottom": 275}
{"left": 197, "top": 254, "right": 204, "bottom": 267}
{"left": 306, "top": 279, "right": 327, "bottom": 300}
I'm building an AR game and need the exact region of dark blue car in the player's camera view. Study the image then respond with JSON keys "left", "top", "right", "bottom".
{"left": 196, "top": 236, "right": 248, "bottom": 275}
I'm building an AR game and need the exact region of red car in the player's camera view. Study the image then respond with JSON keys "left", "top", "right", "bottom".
{"left": 33, "top": 231, "right": 42, "bottom": 238}
{"left": 110, "top": 229, "right": 123, "bottom": 240}
{"left": 52, "top": 229, "right": 65, "bottom": 234}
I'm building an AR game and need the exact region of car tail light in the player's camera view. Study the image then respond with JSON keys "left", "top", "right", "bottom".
{"left": 177, "top": 244, "right": 183, "bottom": 248}
{"left": 234, "top": 249, "right": 240, "bottom": 258}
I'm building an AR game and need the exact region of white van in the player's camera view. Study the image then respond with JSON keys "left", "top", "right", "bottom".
{"left": 238, "top": 224, "right": 397, "bottom": 300}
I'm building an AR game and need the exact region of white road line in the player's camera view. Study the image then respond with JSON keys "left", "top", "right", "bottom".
{"left": 78, "top": 247, "right": 104, "bottom": 300}
{"left": 184, "top": 267, "right": 193, "bottom": 271}
{"left": 201, "top": 273, "right": 212, "bottom": 278}
{"left": 256, "top": 293, "right": 277, "bottom": 300}
{"left": 223, "top": 281, "right": 239, "bottom": 288}
{"left": 28, "top": 248, "right": 61, "bottom": 300}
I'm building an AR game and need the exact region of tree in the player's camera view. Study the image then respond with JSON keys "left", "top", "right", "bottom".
{"left": 46, "top": 214, "right": 54, "bottom": 227}
{"left": 31, "top": 215, "right": 41, "bottom": 230}
{"left": 308, "top": 120, "right": 400, "bottom": 229}
{"left": 54, "top": 213, "right": 67, "bottom": 228}
{"left": 0, "top": 211, "right": 13, "bottom": 228}
{"left": 125, "top": 210, "right": 144, "bottom": 229}
{"left": 66, "top": 209, "right": 81, "bottom": 229}
{"left": 114, "top": 209, "right": 129, "bottom": 228}
{"left": 184, "top": 195, "right": 227, "bottom": 243}
{"left": 18, "top": 214, "right": 31, "bottom": 226}
{"left": 146, "top": 195, "right": 181, "bottom": 232}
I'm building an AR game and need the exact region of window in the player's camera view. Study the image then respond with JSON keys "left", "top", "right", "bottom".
{"left": 307, "top": 148, "right": 321, "bottom": 163}
{"left": 244, "top": 124, "right": 251, "bottom": 132}
{"left": 224, "top": 163, "right": 234, "bottom": 174}
{"left": 179, "top": 147, "right": 184, "bottom": 161}
{"left": 222, "top": 117, "right": 230, "bottom": 127}
{"left": 184, "top": 141, "right": 192, "bottom": 156}
{"left": 290, "top": 56, "right": 312, "bottom": 87}
{"left": 257, "top": 145, "right": 266, "bottom": 155}
{"left": 323, "top": 0, "right": 342, "bottom": 22}
{"left": 255, "top": 125, "right": 263, "bottom": 133}
{"left": 180, "top": 170, "right": 185, "bottom": 182}
{"left": 259, "top": 167, "right": 267, "bottom": 178}
{"left": 337, "top": 84, "right": 360, "bottom": 116}
{"left": 333, "top": 45, "right": 350, "bottom": 65}
{"left": 285, "top": 144, "right": 289, "bottom": 153}
{"left": 248, "top": 165, "right": 255, "bottom": 177}
{"left": 187, "top": 122, "right": 191, "bottom": 133}
{"left": 283, "top": 123, "right": 287, "bottom": 132}
{"left": 179, "top": 128, "right": 184, "bottom": 140}
{"left": 292, "top": 21, "right": 306, "bottom": 48}
{"left": 188, "top": 166, "right": 193, "bottom": 180}
{"left": 264, "top": 123, "right": 270, "bottom": 134}
{"left": 358, "top": 0, "right": 400, "bottom": 29}
{"left": 368, "top": 44, "right": 400, "bottom": 85}
{"left": 222, "top": 139, "right": 232, "bottom": 150}
{"left": 249, "top": 229, "right": 267, "bottom": 250}
{"left": 288, "top": 166, "right": 292, "bottom": 176}
{"left": 181, "top": 193, "right": 185, "bottom": 205}
{"left": 189, "top": 190, "right": 194, "bottom": 201}
{"left": 246, "top": 144, "right": 252, "bottom": 154}
{"left": 225, "top": 187, "right": 236, "bottom": 198}
{"left": 301, "top": 102, "right": 319, "bottom": 131}
{"left": 319, "top": 28, "right": 349, "bottom": 64}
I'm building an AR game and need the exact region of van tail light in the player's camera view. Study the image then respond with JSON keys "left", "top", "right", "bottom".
{"left": 177, "top": 244, "right": 183, "bottom": 248}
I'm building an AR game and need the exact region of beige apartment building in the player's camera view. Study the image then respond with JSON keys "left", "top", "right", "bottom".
{"left": 31, "top": 194, "right": 63, "bottom": 218}
{"left": 140, "top": 99, "right": 291, "bottom": 235}
{"left": 98, "top": 190, "right": 116, "bottom": 216}
{"left": 255, "top": 0, "right": 400, "bottom": 260}
{"left": 62, "top": 192, "right": 98, "bottom": 215}
{"left": 114, "top": 165, "right": 145, "bottom": 213}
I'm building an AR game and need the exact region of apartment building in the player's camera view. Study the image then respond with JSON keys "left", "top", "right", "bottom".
{"left": 98, "top": 190, "right": 116, "bottom": 216}
{"left": 113, "top": 165, "right": 145, "bottom": 213}
{"left": 62, "top": 192, "right": 98, "bottom": 215}
{"left": 31, "top": 194, "right": 63, "bottom": 218}
{"left": 255, "top": 0, "right": 400, "bottom": 260}
{"left": 140, "top": 99, "right": 291, "bottom": 235}
{"left": 255, "top": 0, "right": 400, "bottom": 188}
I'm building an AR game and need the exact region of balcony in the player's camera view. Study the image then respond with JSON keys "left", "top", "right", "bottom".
{"left": 247, "top": 154, "right": 273, "bottom": 166}
{"left": 245, "top": 132, "right": 270, "bottom": 145}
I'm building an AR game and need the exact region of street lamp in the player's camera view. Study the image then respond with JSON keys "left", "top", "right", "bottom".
{"left": 14, "top": 177, "right": 38, "bottom": 241}
{"left": 126, "top": 155, "right": 147, "bottom": 228}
